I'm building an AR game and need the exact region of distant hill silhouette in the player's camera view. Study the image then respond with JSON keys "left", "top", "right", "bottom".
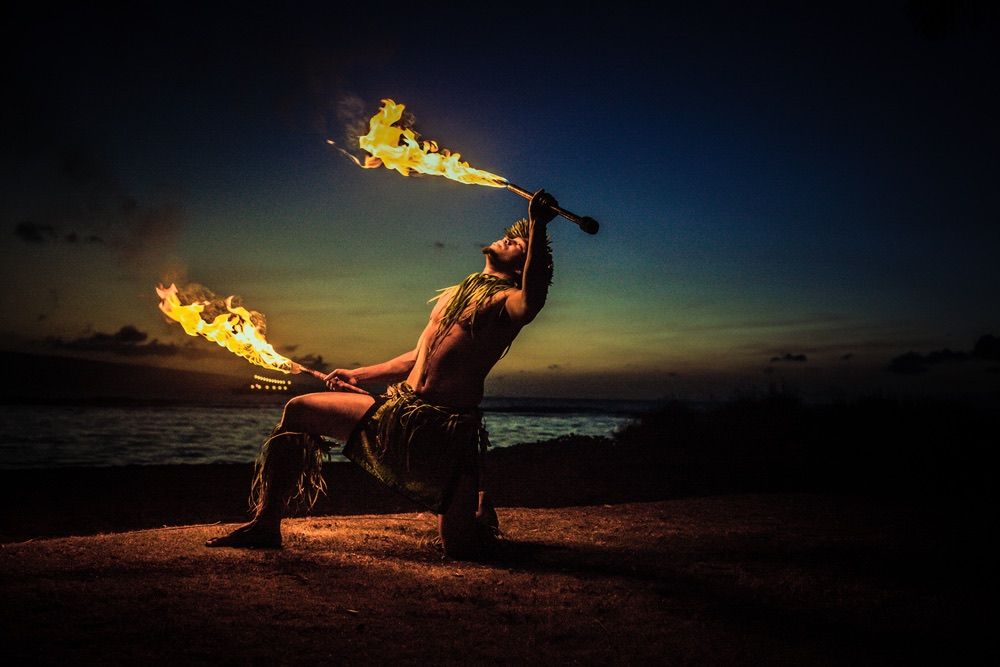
{"left": 0, "top": 350, "right": 311, "bottom": 405}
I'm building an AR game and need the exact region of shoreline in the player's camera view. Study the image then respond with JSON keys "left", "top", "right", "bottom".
{"left": 4, "top": 393, "right": 994, "bottom": 544}
{"left": 1, "top": 435, "right": 672, "bottom": 543}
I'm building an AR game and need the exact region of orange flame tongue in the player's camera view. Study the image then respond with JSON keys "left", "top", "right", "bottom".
{"left": 155, "top": 284, "right": 297, "bottom": 374}
{"left": 354, "top": 99, "right": 507, "bottom": 187}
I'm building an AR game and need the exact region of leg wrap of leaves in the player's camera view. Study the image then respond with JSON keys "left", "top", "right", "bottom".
{"left": 249, "top": 427, "right": 330, "bottom": 518}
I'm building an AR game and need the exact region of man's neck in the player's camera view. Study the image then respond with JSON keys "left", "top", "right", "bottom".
{"left": 481, "top": 262, "right": 519, "bottom": 283}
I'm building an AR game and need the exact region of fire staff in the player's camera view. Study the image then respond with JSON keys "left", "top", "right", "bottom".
{"left": 206, "top": 190, "right": 558, "bottom": 558}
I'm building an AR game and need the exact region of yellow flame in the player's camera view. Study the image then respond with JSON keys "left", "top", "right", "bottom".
{"left": 155, "top": 284, "right": 298, "bottom": 374}
{"left": 356, "top": 99, "right": 507, "bottom": 187}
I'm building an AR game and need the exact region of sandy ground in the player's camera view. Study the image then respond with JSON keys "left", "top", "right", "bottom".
{"left": 1, "top": 493, "right": 982, "bottom": 665}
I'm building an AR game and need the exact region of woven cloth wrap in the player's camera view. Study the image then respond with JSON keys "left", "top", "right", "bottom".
{"left": 342, "top": 382, "right": 487, "bottom": 513}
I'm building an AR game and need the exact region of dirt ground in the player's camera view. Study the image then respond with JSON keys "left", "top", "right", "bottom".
{"left": 1, "top": 494, "right": 983, "bottom": 665}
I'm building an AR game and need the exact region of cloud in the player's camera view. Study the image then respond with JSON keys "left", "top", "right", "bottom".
{"left": 769, "top": 353, "right": 808, "bottom": 363}
{"left": 886, "top": 352, "right": 929, "bottom": 375}
{"left": 295, "top": 353, "right": 330, "bottom": 373}
{"left": 15, "top": 221, "right": 107, "bottom": 245}
{"left": 6, "top": 62, "right": 186, "bottom": 276}
{"left": 8, "top": 144, "right": 186, "bottom": 275}
{"left": 43, "top": 323, "right": 332, "bottom": 371}
{"left": 14, "top": 221, "right": 57, "bottom": 243}
{"left": 886, "top": 334, "right": 998, "bottom": 374}
{"left": 276, "top": 344, "right": 335, "bottom": 373}
{"left": 45, "top": 325, "right": 184, "bottom": 357}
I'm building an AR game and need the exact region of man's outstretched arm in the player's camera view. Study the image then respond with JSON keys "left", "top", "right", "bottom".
{"left": 506, "top": 189, "right": 557, "bottom": 324}
{"left": 324, "top": 348, "right": 417, "bottom": 391}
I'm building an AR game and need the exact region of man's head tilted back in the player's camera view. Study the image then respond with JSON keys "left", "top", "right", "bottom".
{"left": 501, "top": 218, "right": 554, "bottom": 286}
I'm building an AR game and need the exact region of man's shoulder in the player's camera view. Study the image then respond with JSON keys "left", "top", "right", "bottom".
{"left": 481, "top": 287, "right": 519, "bottom": 310}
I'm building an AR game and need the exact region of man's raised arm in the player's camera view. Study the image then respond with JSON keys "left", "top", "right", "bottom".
{"left": 506, "top": 189, "right": 557, "bottom": 324}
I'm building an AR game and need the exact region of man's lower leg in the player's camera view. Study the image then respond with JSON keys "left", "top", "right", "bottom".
{"left": 439, "top": 473, "right": 503, "bottom": 559}
{"left": 206, "top": 430, "right": 325, "bottom": 548}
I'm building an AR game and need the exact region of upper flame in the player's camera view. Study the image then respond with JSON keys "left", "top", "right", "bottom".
{"left": 356, "top": 99, "right": 507, "bottom": 188}
{"left": 155, "top": 284, "right": 298, "bottom": 374}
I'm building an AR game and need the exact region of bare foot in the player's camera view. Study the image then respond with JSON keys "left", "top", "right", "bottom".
{"left": 205, "top": 521, "right": 281, "bottom": 549}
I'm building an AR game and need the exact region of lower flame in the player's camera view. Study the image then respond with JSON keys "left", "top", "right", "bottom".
{"left": 350, "top": 99, "right": 508, "bottom": 188}
{"left": 155, "top": 284, "right": 297, "bottom": 374}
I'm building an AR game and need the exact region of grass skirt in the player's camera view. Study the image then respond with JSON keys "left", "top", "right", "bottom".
{"left": 342, "top": 382, "right": 486, "bottom": 513}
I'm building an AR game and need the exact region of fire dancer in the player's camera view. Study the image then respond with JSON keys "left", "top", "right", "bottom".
{"left": 207, "top": 190, "right": 558, "bottom": 558}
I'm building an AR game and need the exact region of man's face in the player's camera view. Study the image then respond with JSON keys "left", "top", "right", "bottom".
{"left": 482, "top": 236, "right": 527, "bottom": 272}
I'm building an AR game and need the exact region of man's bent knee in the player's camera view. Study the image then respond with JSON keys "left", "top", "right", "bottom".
{"left": 279, "top": 395, "right": 309, "bottom": 432}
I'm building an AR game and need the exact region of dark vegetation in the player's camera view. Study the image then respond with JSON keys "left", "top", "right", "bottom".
{"left": 613, "top": 393, "right": 996, "bottom": 502}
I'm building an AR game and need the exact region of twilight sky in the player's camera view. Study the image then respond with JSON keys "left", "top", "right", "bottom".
{"left": 2, "top": 4, "right": 998, "bottom": 400}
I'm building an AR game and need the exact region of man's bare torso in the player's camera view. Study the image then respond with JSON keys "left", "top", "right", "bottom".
{"left": 406, "top": 283, "right": 522, "bottom": 408}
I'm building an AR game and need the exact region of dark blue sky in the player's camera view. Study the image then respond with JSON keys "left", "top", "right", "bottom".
{"left": 3, "top": 3, "right": 998, "bottom": 399}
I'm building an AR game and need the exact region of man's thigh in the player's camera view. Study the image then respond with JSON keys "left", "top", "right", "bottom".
{"left": 283, "top": 392, "right": 375, "bottom": 440}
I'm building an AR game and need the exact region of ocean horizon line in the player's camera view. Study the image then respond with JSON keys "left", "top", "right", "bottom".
{"left": 0, "top": 393, "right": 666, "bottom": 412}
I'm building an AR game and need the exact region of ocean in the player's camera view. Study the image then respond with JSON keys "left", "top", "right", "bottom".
{"left": 0, "top": 397, "right": 656, "bottom": 469}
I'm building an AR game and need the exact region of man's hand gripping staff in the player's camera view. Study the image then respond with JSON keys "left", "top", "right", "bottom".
{"left": 505, "top": 183, "right": 596, "bottom": 234}
{"left": 322, "top": 370, "right": 370, "bottom": 394}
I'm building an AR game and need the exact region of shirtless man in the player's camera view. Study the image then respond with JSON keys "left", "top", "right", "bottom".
{"left": 206, "top": 190, "right": 557, "bottom": 557}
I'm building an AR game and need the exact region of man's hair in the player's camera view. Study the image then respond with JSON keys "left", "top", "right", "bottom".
{"left": 504, "top": 218, "right": 554, "bottom": 286}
